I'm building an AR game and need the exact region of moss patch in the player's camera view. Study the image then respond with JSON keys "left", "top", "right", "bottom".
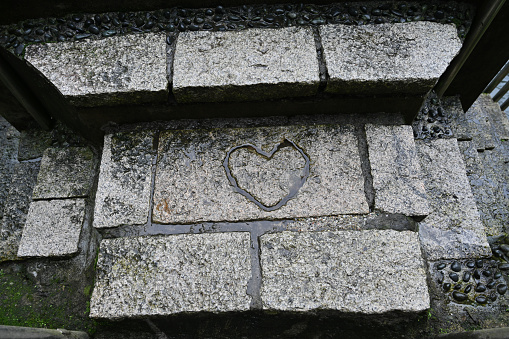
{"left": 0, "top": 263, "right": 96, "bottom": 334}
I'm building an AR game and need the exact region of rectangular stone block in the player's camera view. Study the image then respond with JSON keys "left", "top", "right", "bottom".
{"left": 173, "top": 27, "right": 320, "bottom": 103}
{"left": 0, "top": 162, "right": 39, "bottom": 262}
{"left": 320, "top": 22, "right": 462, "bottom": 95}
{"left": 416, "top": 139, "right": 491, "bottom": 260}
{"left": 93, "top": 131, "right": 156, "bottom": 228}
{"left": 32, "top": 147, "right": 95, "bottom": 200}
{"left": 260, "top": 230, "right": 430, "bottom": 313}
{"left": 25, "top": 33, "right": 168, "bottom": 107}
{"left": 366, "top": 124, "right": 430, "bottom": 217}
{"left": 90, "top": 232, "right": 252, "bottom": 319}
{"left": 17, "top": 199, "right": 85, "bottom": 257}
{"left": 153, "top": 125, "right": 369, "bottom": 224}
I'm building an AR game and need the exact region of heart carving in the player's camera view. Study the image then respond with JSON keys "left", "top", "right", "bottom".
{"left": 223, "top": 139, "right": 310, "bottom": 211}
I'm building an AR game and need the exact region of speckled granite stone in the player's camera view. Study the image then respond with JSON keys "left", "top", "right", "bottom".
{"left": 320, "top": 21, "right": 462, "bottom": 95}
{"left": 90, "top": 232, "right": 251, "bottom": 319}
{"left": 260, "top": 230, "right": 430, "bottom": 313}
{"left": 25, "top": 33, "right": 168, "bottom": 106}
{"left": 93, "top": 130, "right": 156, "bottom": 228}
{"left": 153, "top": 124, "right": 368, "bottom": 223}
{"left": 366, "top": 124, "right": 429, "bottom": 217}
{"left": 416, "top": 139, "right": 491, "bottom": 260}
{"left": 17, "top": 199, "right": 85, "bottom": 257}
{"left": 32, "top": 147, "right": 95, "bottom": 199}
{"left": 173, "top": 27, "right": 320, "bottom": 103}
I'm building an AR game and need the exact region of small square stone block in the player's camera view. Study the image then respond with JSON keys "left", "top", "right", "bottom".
{"left": 17, "top": 199, "right": 86, "bottom": 258}
{"left": 32, "top": 147, "right": 95, "bottom": 200}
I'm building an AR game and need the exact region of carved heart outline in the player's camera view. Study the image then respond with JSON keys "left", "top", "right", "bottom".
{"left": 223, "top": 139, "right": 310, "bottom": 211}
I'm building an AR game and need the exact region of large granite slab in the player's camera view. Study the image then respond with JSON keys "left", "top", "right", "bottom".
{"left": 25, "top": 33, "right": 168, "bottom": 106}
{"left": 17, "top": 199, "right": 85, "bottom": 257}
{"left": 32, "top": 147, "right": 95, "bottom": 199}
{"left": 260, "top": 230, "right": 429, "bottom": 313}
{"left": 416, "top": 139, "right": 491, "bottom": 260}
{"left": 173, "top": 27, "right": 320, "bottom": 103}
{"left": 93, "top": 131, "right": 156, "bottom": 228}
{"left": 366, "top": 124, "right": 429, "bottom": 217}
{"left": 0, "top": 162, "right": 40, "bottom": 262}
{"left": 320, "top": 22, "right": 462, "bottom": 95}
{"left": 90, "top": 232, "right": 251, "bottom": 319}
{"left": 153, "top": 125, "right": 369, "bottom": 224}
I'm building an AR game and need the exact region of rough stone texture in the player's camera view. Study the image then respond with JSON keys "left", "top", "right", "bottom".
{"left": 458, "top": 141, "right": 503, "bottom": 236}
{"left": 260, "top": 230, "right": 430, "bottom": 313}
{"left": 93, "top": 130, "right": 156, "bottom": 228}
{"left": 0, "top": 162, "right": 40, "bottom": 262}
{"left": 32, "top": 147, "right": 95, "bottom": 199}
{"left": 17, "top": 128, "right": 52, "bottom": 161}
{"left": 442, "top": 96, "right": 472, "bottom": 141}
{"left": 25, "top": 33, "right": 168, "bottom": 107}
{"left": 153, "top": 125, "right": 369, "bottom": 224}
{"left": 17, "top": 199, "right": 85, "bottom": 257}
{"left": 480, "top": 94, "right": 509, "bottom": 140}
{"left": 320, "top": 22, "right": 462, "bottom": 95}
{"left": 461, "top": 95, "right": 499, "bottom": 151}
{"left": 366, "top": 124, "right": 430, "bottom": 217}
{"left": 173, "top": 27, "right": 320, "bottom": 103}
{"left": 478, "top": 147, "right": 509, "bottom": 236}
{"left": 416, "top": 139, "right": 491, "bottom": 260}
{"left": 0, "top": 116, "right": 19, "bottom": 219}
{"left": 90, "top": 232, "right": 251, "bottom": 319}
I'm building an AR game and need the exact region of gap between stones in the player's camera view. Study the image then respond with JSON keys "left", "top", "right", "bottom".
{"left": 312, "top": 26, "right": 329, "bottom": 93}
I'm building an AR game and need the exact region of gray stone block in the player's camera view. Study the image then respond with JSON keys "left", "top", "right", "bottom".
{"left": 442, "top": 96, "right": 471, "bottom": 141}
{"left": 478, "top": 148, "right": 509, "bottom": 235}
{"left": 458, "top": 141, "right": 503, "bottom": 236}
{"left": 462, "top": 96, "right": 499, "bottom": 151}
{"left": 0, "top": 162, "right": 40, "bottom": 262}
{"left": 173, "top": 27, "right": 320, "bottom": 103}
{"left": 260, "top": 230, "right": 430, "bottom": 313}
{"left": 93, "top": 130, "right": 156, "bottom": 228}
{"left": 90, "top": 232, "right": 252, "bottom": 319}
{"left": 17, "top": 199, "right": 85, "bottom": 257}
{"left": 32, "top": 147, "right": 95, "bottom": 200}
{"left": 320, "top": 22, "right": 462, "bottom": 95}
{"left": 416, "top": 139, "right": 491, "bottom": 260}
{"left": 153, "top": 125, "right": 369, "bottom": 224}
{"left": 25, "top": 33, "right": 168, "bottom": 107}
{"left": 366, "top": 124, "right": 430, "bottom": 217}
{"left": 17, "top": 128, "right": 52, "bottom": 161}
{"left": 481, "top": 94, "right": 509, "bottom": 140}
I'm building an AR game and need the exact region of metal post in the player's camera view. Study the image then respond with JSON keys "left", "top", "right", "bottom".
{"left": 484, "top": 61, "right": 509, "bottom": 93}
{"left": 493, "top": 81, "right": 509, "bottom": 102}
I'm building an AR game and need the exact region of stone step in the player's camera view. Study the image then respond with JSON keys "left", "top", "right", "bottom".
{"left": 22, "top": 21, "right": 462, "bottom": 128}
{"left": 90, "top": 229, "right": 429, "bottom": 319}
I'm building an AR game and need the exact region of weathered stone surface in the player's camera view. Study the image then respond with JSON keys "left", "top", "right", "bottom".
{"left": 90, "top": 232, "right": 251, "bottom": 319}
{"left": 416, "top": 139, "right": 491, "bottom": 260}
{"left": 462, "top": 96, "right": 499, "bottom": 151}
{"left": 320, "top": 22, "right": 462, "bottom": 94}
{"left": 93, "top": 130, "right": 156, "bottom": 228}
{"left": 17, "top": 128, "right": 52, "bottom": 161}
{"left": 260, "top": 230, "right": 429, "bottom": 313}
{"left": 366, "top": 124, "right": 429, "bottom": 217}
{"left": 0, "top": 325, "right": 89, "bottom": 339}
{"left": 32, "top": 147, "right": 95, "bottom": 199}
{"left": 0, "top": 162, "right": 39, "bottom": 262}
{"left": 458, "top": 141, "right": 503, "bottom": 236}
{"left": 17, "top": 199, "right": 85, "bottom": 257}
{"left": 153, "top": 125, "right": 369, "bottom": 224}
{"left": 478, "top": 147, "right": 509, "bottom": 236}
{"left": 0, "top": 116, "right": 19, "bottom": 219}
{"left": 442, "top": 96, "right": 472, "bottom": 141}
{"left": 25, "top": 33, "right": 168, "bottom": 107}
{"left": 481, "top": 94, "right": 509, "bottom": 140}
{"left": 173, "top": 27, "right": 320, "bottom": 103}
